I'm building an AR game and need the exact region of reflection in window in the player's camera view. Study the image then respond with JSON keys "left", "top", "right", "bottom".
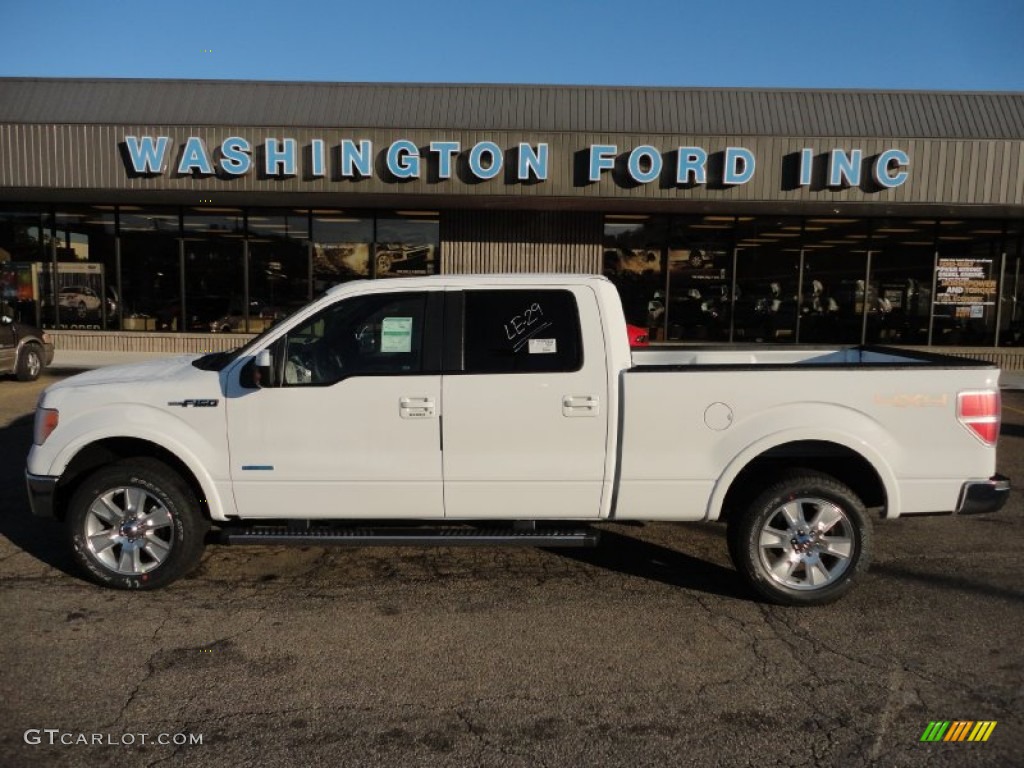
{"left": 183, "top": 210, "right": 245, "bottom": 333}
{"left": 312, "top": 212, "right": 372, "bottom": 293}
{"left": 733, "top": 218, "right": 801, "bottom": 342}
{"left": 247, "top": 211, "right": 309, "bottom": 330}
{"left": 48, "top": 209, "right": 117, "bottom": 331}
{"left": 603, "top": 216, "right": 667, "bottom": 337}
{"left": 119, "top": 209, "right": 180, "bottom": 332}
{"left": 0, "top": 208, "right": 47, "bottom": 325}
{"left": 374, "top": 213, "right": 439, "bottom": 278}
{"left": 666, "top": 216, "right": 735, "bottom": 341}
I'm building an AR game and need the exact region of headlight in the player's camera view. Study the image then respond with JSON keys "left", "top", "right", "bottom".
{"left": 33, "top": 408, "right": 59, "bottom": 446}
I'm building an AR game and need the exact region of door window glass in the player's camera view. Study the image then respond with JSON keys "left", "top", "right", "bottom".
{"left": 463, "top": 289, "right": 582, "bottom": 374}
{"left": 276, "top": 292, "right": 427, "bottom": 386}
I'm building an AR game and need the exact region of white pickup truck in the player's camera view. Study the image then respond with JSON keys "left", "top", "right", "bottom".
{"left": 26, "top": 275, "right": 1010, "bottom": 604}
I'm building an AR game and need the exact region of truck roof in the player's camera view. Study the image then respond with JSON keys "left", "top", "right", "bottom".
{"left": 325, "top": 273, "right": 613, "bottom": 295}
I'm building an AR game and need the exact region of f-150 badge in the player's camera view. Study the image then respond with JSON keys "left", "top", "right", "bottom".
{"left": 167, "top": 399, "right": 220, "bottom": 407}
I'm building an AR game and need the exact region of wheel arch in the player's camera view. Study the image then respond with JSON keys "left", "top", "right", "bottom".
{"left": 54, "top": 437, "right": 215, "bottom": 524}
{"left": 710, "top": 437, "right": 896, "bottom": 523}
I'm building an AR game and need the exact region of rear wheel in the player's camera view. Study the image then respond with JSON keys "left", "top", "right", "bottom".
{"left": 727, "top": 471, "right": 872, "bottom": 606}
{"left": 15, "top": 344, "right": 42, "bottom": 381}
{"left": 67, "top": 459, "right": 208, "bottom": 589}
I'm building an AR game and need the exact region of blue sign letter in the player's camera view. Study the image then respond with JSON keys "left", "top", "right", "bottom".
{"left": 517, "top": 143, "right": 548, "bottom": 181}
{"left": 429, "top": 141, "right": 460, "bottom": 179}
{"left": 589, "top": 145, "right": 617, "bottom": 182}
{"left": 341, "top": 140, "right": 373, "bottom": 177}
{"left": 873, "top": 149, "right": 909, "bottom": 188}
{"left": 219, "top": 136, "right": 251, "bottom": 176}
{"left": 265, "top": 138, "right": 297, "bottom": 176}
{"left": 310, "top": 139, "right": 325, "bottom": 177}
{"left": 388, "top": 140, "right": 421, "bottom": 178}
{"left": 676, "top": 147, "right": 707, "bottom": 184}
{"left": 178, "top": 137, "right": 214, "bottom": 175}
{"left": 829, "top": 149, "right": 862, "bottom": 187}
{"left": 124, "top": 136, "right": 170, "bottom": 174}
{"left": 469, "top": 141, "right": 503, "bottom": 180}
{"left": 723, "top": 147, "right": 755, "bottom": 185}
{"left": 799, "top": 148, "right": 814, "bottom": 186}
{"left": 628, "top": 146, "right": 662, "bottom": 184}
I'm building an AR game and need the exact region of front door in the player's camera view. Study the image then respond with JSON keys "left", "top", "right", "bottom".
{"left": 442, "top": 287, "right": 610, "bottom": 519}
{"left": 225, "top": 290, "right": 444, "bottom": 519}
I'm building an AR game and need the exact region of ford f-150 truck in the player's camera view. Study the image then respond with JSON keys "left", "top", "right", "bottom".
{"left": 25, "top": 275, "right": 1010, "bottom": 604}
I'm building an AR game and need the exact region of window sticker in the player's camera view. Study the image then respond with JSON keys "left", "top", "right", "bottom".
{"left": 529, "top": 338, "right": 557, "bottom": 354}
{"left": 380, "top": 317, "right": 413, "bottom": 352}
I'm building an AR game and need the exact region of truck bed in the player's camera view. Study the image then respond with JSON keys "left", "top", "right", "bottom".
{"left": 630, "top": 345, "right": 996, "bottom": 370}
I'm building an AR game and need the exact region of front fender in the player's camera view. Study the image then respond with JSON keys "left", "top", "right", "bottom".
{"left": 45, "top": 403, "right": 234, "bottom": 522}
{"left": 705, "top": 403, "right": 902, "bottom": 521}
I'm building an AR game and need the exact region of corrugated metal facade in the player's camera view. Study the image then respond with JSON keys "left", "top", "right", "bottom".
{"left": 1, "top": 79, "right": 1023, "bottom": 139}
{"left": 441, "top": 212, "right": 602, "bottom": 273}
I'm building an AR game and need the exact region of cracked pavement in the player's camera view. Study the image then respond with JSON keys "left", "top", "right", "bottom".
{"left": 1, "top": 373, "right": 1022, "bottom": 766}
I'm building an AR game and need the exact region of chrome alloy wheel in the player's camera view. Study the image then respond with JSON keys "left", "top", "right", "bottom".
{"left": 83, "top": 486, "right": 175, "bottom": 575}
{"left": 25, "top": 349, "right": 41, "bottom": 379}
{"left": 757, "top": 497, "right": 855, "bottom": 591}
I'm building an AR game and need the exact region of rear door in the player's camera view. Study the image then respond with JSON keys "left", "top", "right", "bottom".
{"left": 441, "top": 286, "right": 610, "bottom": 519}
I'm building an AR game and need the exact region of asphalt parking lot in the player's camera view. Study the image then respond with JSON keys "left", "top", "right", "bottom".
{"left": 1, "top": 371, "right": 1022, "bottom": 767}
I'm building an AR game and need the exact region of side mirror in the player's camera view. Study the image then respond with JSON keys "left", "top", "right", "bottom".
{"left": 240, "top": 349, "right": 274, "bottom": 389}
{"left": 253, "top": 349, "right": 272, "bottom": 387}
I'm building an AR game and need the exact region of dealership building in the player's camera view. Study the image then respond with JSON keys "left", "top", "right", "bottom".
{"left": 0, "top": 78, "right": 1022, "bottom": 354}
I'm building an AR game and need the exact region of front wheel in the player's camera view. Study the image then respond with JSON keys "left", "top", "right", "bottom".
{"left": 67, "top": 460, "right": 208, "bottom": 589}
{"left": 727, "top": 471, "right": 872, "bottom": 606}
{"left": 15, "top": 344, "right": 43, "bottom": 381}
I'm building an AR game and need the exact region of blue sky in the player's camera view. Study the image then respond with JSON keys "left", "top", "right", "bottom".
{"left": 1, "top": 0, "right": 1021, "bottom": 90}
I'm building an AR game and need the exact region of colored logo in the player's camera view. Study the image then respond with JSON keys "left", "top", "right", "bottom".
{"left": 920, "top": 721, "right": 997, "bottom": 742}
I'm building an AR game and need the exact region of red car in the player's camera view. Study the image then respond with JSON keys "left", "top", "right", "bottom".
{"left": 626, "top": 324, "right": 650, "bottom": 347}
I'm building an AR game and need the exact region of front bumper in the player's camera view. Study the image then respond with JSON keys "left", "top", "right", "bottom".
{"left": 956, "top": 474, "right": 1011, "bottom": 515}
{"left": 25, "top": 471, "right": 58, "bottom": 518}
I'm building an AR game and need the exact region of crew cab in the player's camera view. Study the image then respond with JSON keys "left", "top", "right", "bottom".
{"left": 25, "top": 275, "right": 1010, "bottom": 604}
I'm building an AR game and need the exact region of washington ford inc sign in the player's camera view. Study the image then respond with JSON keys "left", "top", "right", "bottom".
{"left": 122, "top": 136, "right": 910, "bottom": 190}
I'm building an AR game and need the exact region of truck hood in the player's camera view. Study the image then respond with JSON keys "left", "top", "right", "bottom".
{"left": 47, "top": 355, "right": 205, "bottom": 391}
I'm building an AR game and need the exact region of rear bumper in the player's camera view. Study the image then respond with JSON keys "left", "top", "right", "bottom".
{"left": 25, "top": 471, "right": 58, "bottom": 518}
{"left": 956, "top": 474, "right": 1011, "bottom": 515}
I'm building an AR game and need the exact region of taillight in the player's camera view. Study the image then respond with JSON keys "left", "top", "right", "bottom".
{"left": 957, "top": 390, "right": 1000, "bottom": 445}
{"left": 33, "top": 407, "right": 59, "bottom": 446}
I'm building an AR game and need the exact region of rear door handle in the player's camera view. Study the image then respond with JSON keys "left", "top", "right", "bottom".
{"left": 562, "top": 395, "right": 600, "bottom": 417}
{"left": 400, "top": 397, "right": 436, "bottom": 419}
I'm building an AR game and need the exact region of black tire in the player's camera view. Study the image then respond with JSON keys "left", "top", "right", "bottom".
{"left": 727, "top": 470, "right": 872, "bottom": 606}
{"left": 67, "top": 459, "right": 208, "bottom": 590}
{"left": 15, "top": 344, "right": 43, "bottom": 381}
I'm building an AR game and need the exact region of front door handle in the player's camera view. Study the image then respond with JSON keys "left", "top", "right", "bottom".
{"left": 562, "top": 395, "right": 600, "bottom": 417}
{"left": 400, "top": 397, "right": 436, "bottom": 419}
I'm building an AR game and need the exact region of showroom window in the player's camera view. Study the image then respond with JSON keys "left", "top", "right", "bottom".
{"left": 374, "top": 212, "right": 440, "bottom": 278}
{"left": 183, "top": 209, "right": 246, "bottom": 333}
{"left": 311, "top": 212, "right": 373, "bottom": 293}
{"left": 118, "top": 209, "right": 181, "bottom": 332}
{"left": 247, "top": 210, "right": 310, "bottom": 329}
{"left": 49, "top": 208, "right": 118, "bottom": 331}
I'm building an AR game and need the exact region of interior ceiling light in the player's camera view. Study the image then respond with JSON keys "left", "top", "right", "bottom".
{"left": 874, "top": 228, "right": 917, "bottom": 233}
{"left": 807, "top": 218, "right": 859, "bottom": 224}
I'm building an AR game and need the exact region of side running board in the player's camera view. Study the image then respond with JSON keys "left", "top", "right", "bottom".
{"left": 221, "top": 526, "right": 600, "bottom": 548}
